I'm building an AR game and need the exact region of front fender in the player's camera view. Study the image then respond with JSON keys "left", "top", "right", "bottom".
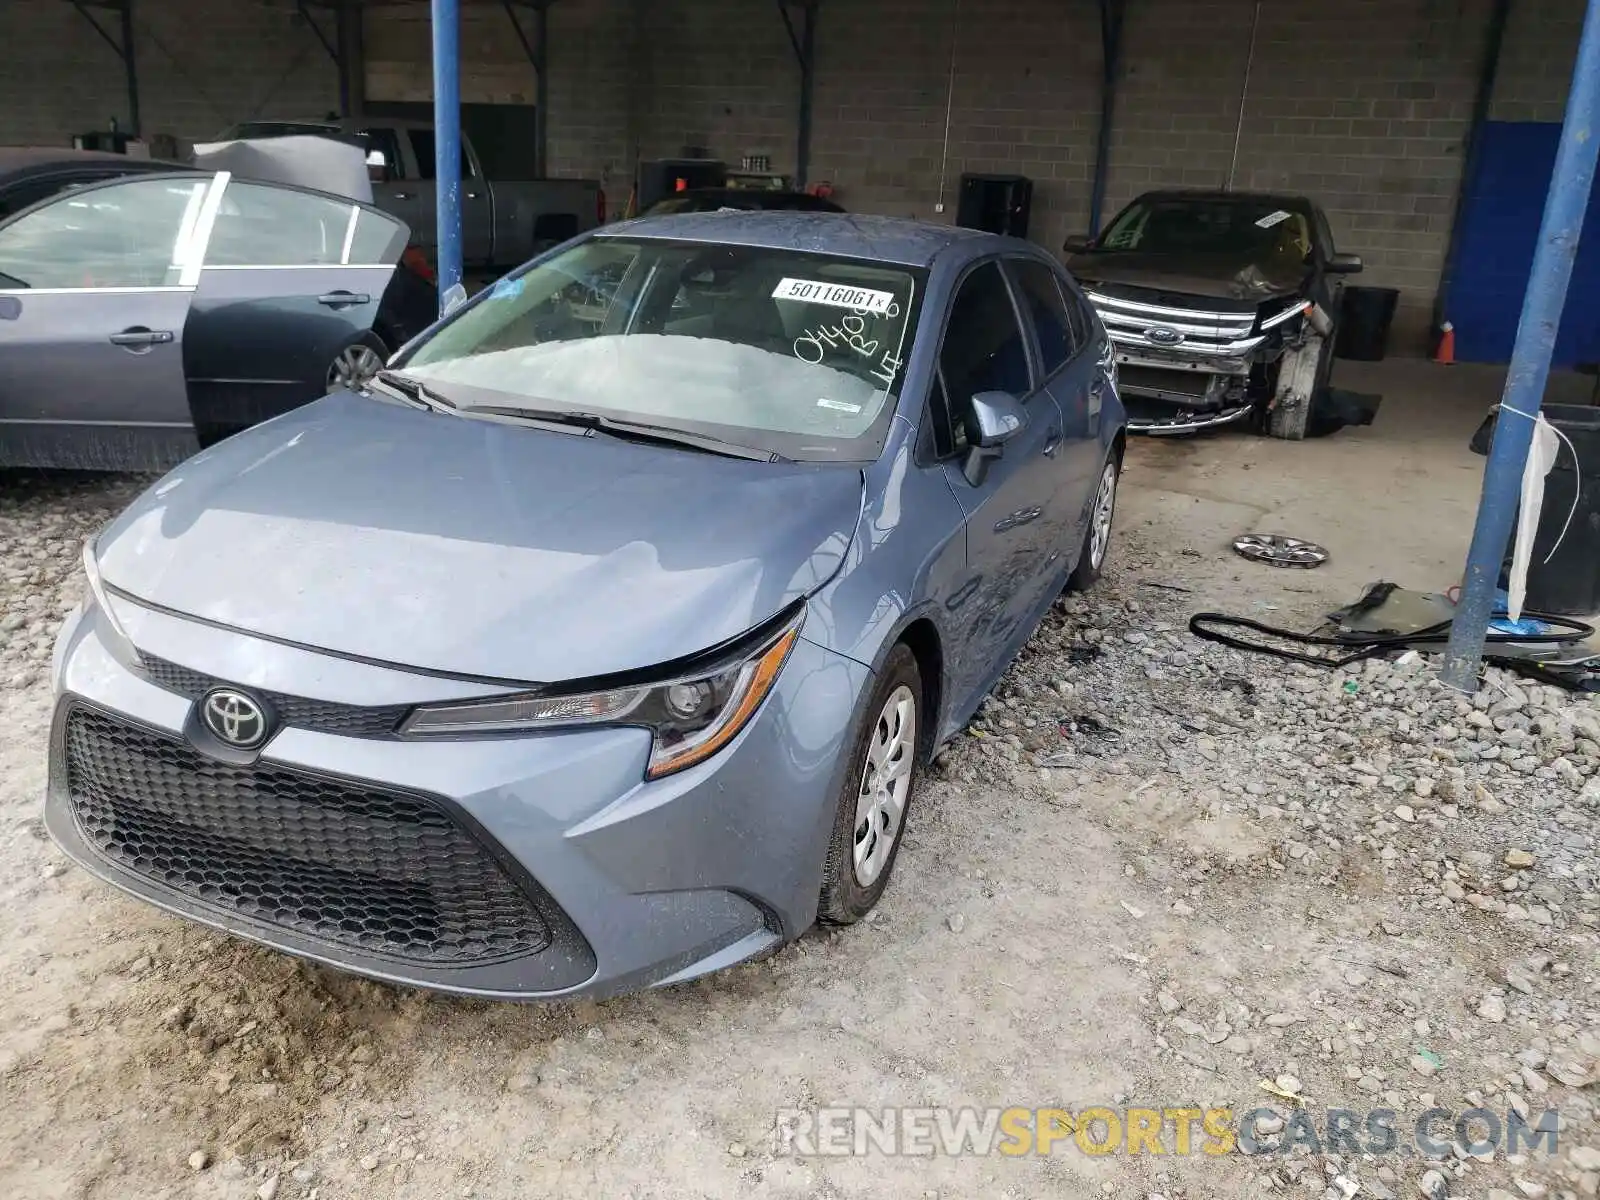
{"left": 803, "top": 417, "right": 969, "bottom": 740}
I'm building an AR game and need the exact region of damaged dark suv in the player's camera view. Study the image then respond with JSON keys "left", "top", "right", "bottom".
{"left": 1065, "top": 190, "right": 1364, "bottom": 438}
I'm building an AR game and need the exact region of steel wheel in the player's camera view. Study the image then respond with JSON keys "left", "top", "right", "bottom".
{"left": 1089, "top": 460, "right": 1117, "bottom": 569}
{"left": 852, "top": 684, "right": 916, "bottom": 887}
{"left": 327, "top": 342, "right": 385, "bottom": 391}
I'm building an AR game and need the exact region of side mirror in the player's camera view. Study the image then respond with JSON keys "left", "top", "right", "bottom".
{"left": 1063, "top": 234, "right": 1095, "bottom": 254}
{"left": 961, "top": 391, "right": 1028, "bottom": 486}
{"left": 1326, "top": 252, "right": 1364, "bottom": 275}
{"left": 970, "top": 391, "right": 1027, "bottom": 447}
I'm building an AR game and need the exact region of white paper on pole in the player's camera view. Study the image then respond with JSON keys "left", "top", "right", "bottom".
{"left": 1507, "top": 412, "right": 1560, "bottom": 622}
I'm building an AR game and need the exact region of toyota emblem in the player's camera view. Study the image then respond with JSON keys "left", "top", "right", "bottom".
{"left": 201, "top": 688, "right": 271, "bottom": 749}
{"left": 1145, "top": 325, "right": 1185, "bottom": 347}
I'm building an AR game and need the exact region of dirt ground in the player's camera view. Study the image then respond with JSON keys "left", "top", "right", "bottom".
{"left": 3, "top": 360, "right": 1599, "bottom": 1200}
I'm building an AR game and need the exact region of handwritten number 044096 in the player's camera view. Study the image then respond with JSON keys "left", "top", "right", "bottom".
{"left": 792, "top": 301, "right": 901, "bottom": 365}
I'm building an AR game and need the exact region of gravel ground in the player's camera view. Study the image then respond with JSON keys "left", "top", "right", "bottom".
{"left": 3, "top": 468, "right": 1600, "bottom": 1200}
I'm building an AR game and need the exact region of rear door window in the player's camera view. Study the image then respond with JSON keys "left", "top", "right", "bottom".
{"left": 346, "top": 208, "right": 408, "bottom": 264}
{"left": 1008, "top": 258, "right": 1078, "bottom": 376}
{"left": 204, "top": 181, "right": 363, "bottom": 266}
{"left": 409, "top": 129, "right": 475, "bottom": 180}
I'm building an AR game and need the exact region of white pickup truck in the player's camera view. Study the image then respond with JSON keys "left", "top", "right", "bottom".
{"left": 220, "top": 118, "right": 603, "bottom": 269}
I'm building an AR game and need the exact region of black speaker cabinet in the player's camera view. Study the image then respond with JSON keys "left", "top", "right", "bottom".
{"left": 956, "top": 173, "right": 1033, "bottom": 238}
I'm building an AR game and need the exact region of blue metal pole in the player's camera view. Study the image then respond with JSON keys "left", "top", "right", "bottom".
{"left": 431, "top": 0, "right": 463, "bottom": 312}
{"left": 1440, "top": 0, "right": 1600, "bottom": 691}
{"left": 1088, "top": 0, "right": 1123, "bottom": 237}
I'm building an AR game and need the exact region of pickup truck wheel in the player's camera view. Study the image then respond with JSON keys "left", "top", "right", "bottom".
{"left": 327, "top": 334, "right": 388, "bottom": 393}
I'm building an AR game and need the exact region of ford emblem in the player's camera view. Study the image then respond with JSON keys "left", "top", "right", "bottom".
{"left": 1145, "top": 325, "right": 1185, "bottom": 347}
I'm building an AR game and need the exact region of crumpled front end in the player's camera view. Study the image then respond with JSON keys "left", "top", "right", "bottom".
{"left": 1084, "top": 285, "right": 1327, "bottom": 436}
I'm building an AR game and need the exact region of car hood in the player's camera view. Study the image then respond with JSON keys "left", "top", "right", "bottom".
{"left": 1068, "top": 250, "right": 1305, "bottom": 302}
{"left": 96, "top": 392, "right": 863, "bottom": 683}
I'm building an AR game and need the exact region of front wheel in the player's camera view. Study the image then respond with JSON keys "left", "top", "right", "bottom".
{"left": 818, "top": 645, "right": 922, "bottom": 925}
{"left": 1069, "top": 455, "right": 1119, "bottom": 591}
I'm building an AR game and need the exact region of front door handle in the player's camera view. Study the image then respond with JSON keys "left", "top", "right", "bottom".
{"left": 466, "top": 190, "right": 481, "bottom": 199}
{"left": 317, "top": 292, "right": 371, "bottom": 308}
{"left": 1042, "top": 428, "right": 1063, "bottom": 458}
{"left": 393, "top": 191, "right": 415, "bottom": 200}
{"left": 109, "top": 327, "right": 174, "bottom": 349}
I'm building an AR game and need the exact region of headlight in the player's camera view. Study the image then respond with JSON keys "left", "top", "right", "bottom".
{"left": 81, "top": 537, "right": 131, "bottom": 643}
{"left": 1098, "top": 335, "right": 1118, "bottom": 389}
{"left": 400, "top": 609, "right": 804, "bottom": 779}
{"left": 1259, "top": 300, "right": 1311, "bottom": 331}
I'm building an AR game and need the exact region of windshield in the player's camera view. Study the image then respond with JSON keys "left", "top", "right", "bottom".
{"left": 400, "top": 237, "right": 924, "bottom": 462}
{"left": 1098, "top": 197, "right": 1313, "bottom": 264}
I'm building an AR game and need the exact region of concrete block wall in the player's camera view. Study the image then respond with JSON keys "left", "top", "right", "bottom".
{"left": 0, "top": 0, "right": 337, "bottom": 148}
{"left": 1493, "top": 0, "right": 1585, "bottom": 123}
{"left": 808, "top": 0, "right": 1103, "bottom": 253}
{"left": 362, "top": 0, "right": 635, "bottom": 189}
{"left": 1108, "top": 0, "right": 1486, "bottom": 339}
{"left": 0, "top": 0, "right": 1588, "bottom": 351}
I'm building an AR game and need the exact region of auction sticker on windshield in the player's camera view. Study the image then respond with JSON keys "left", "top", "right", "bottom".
{"left": 1255, "top": 210, "right": 1292, "bottom": 229}
{"left": 773, "top": 278, "right": 896, "bottom": 313}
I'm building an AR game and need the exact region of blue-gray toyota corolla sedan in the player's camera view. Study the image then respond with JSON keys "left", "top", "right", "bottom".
{"left": 47, "top": 213, "right": 1126, "bottom": 1000}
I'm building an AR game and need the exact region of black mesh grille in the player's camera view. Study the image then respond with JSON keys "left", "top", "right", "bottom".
{"left": 136, "top": 654, "right": 410, "bottom": 739}
{"left": 64, "top": 707, "right": 552, "bottom": 964}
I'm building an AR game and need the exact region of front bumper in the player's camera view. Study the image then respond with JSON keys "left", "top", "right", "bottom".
{"left": 45, "top": 595, "right": 871, "bottom": 999}
{"left": 1113, "top": 349, "right": 1255, "bottom": 435}
{"left": 1128, "top": 404, "right": 1255, "bottom": 435}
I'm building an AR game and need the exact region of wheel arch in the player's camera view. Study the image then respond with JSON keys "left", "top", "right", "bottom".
{"left": 894, "top": 616, "right": 944, "bottom": 765}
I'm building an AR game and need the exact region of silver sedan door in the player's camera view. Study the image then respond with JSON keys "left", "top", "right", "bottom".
{"left": 0, "top": 173, "right": 222, "bottom": 470}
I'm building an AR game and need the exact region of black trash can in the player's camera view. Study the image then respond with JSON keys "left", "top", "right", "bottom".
{"left": 1336, "top": 286, "right": 1401, "bottom": 361}
{"left": 1470, "top": 403, "right": 1600, "bottom": 615}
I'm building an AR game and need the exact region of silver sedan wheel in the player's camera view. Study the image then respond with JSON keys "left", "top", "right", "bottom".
{"left": 853, "top": 684, "right": 916, "bottom": 887}
{"left": 1090, "top": 461, "right": 1117, "bottom": 569}
{"left": 327, "top": 342, "right": 385, "bottom": 391}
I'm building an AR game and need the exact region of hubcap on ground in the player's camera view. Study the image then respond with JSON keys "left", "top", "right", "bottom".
{"left": 1090, "top": 462, "right": 1117, "bottom": 568}
{"left": 852, "top": 684, "right": 917, "bottom": 888}
{"left": 327, "top": 343, "right": 385, "bottom": 391}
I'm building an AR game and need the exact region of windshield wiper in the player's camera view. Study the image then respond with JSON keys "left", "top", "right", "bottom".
{"left": 459, "top": 405, "right": 787, "bottom": 462}
{"left": 368, "top": 369, "right": 457, "bottom": 412}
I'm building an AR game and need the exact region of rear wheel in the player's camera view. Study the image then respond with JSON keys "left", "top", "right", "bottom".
{"left": 326, "top": 333, "right": 387, "bottom": 393}
{"left": 818, "top": 645, "right": 922, "bottom": 924}
{"left": 1068, "top": 454, "right": 1119, "bottom": 590}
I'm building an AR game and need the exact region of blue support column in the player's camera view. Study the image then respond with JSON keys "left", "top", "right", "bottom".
{"left": 1088, "top": 0, "right": 1124, "bottom": 237}
{"left": 1440, "top": 0, "right": 1600, "bottom": 690}
{"left": 431, "top": 0, "right": 464, "bottom": 311}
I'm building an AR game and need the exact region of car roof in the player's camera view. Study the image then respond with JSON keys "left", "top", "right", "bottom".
{"left": 602, "top": 211, "right": 1006, "bottom": 268}
{"left": 0, "top": 147, "right": 183, "bottom": 177}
